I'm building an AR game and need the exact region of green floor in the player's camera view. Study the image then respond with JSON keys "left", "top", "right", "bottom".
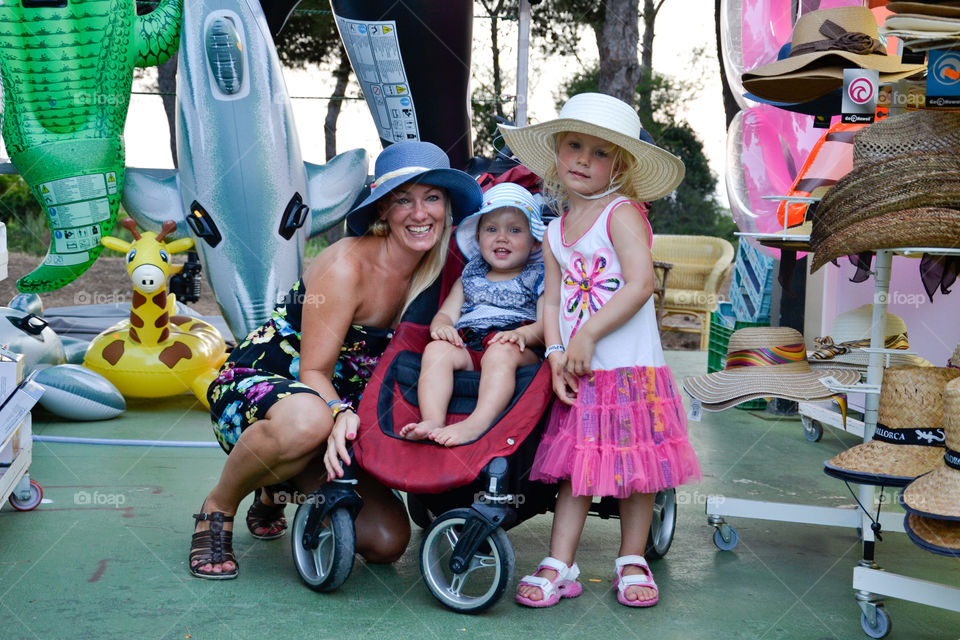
{"left": 2, "top": 351, "right": 958, "bottom": 640}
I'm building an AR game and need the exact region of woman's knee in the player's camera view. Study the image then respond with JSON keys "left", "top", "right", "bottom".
{"left": 355, "top": 480, "right": 411, "bottom": 563}
{"left": 261, "top": 396, "right": 333, "bottom": 456}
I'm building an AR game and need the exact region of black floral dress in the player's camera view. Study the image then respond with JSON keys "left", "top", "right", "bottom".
{"left": 208, "top": 279, "right": 393, "bottom": 453}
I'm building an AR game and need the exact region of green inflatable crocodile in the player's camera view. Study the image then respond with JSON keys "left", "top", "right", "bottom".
{"left": 0, "top": 0, "right": 182, "bottom": 292}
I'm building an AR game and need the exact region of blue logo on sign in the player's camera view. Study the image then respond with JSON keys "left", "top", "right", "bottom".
{"left": 49, "top": 208, "right": 57, "bottom": 216}
{"left": 55, "top": 230, "right": 63, "bottom": 239}
{"left": 358, "top": 24, "right": 367, "bottom": 34}
{"left": 400, "top": 97, "right": 410, "bottom": 106}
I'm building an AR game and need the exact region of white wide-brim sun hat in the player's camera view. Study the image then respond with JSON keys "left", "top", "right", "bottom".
{"left": 498, "top": 93, "right": 685, "bottom": 202}
{"left": 455, "top": 182, "right": 546, "bottom": 262}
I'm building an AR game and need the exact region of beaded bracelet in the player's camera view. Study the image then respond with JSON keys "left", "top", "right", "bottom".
{"left": 327, "top": 399, "right": 354, "bottom": 420}
{"left": 544, "top": 344, "right": 566, "bottom": 358}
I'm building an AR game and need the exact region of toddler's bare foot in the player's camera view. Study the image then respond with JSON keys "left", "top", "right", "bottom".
{"left": 400, "top": 419, "right": 443, "bottom": 440}
{"left": 429, "top": 417, "right": 488, "bottom": 447}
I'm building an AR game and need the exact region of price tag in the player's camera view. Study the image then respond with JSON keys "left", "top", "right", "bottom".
{"left": 818, "top": 375, "right": 841, "bottom": 388}
{"left": 687, "top": 398, "right": 702, "bottom": 422}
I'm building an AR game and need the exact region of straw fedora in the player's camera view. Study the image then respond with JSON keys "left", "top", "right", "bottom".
{"left": 346, "top": 141, "right": 483, "bottom": 236}
{"left": 742, "top": 7, "right": 926, "bottom": 103}
{"left": 808, "top": 304, "right": 930, "bottom": 370}
{"left": 681, "top": 327, "right": 860, "bottom": 411}
{"left": 824, "top": 366, "right": 960, "bottom": 486}
{"left": 498, "top": 93, "right": 685, "bottom": 202}
{"left": 455, "top": 182, "right": 545, "bottom": 262}
{"left": 900, "top": 377, "right": 960, "bottom": 520}
{"left": 903, "top": 513, "right": 960, "bottom": 557}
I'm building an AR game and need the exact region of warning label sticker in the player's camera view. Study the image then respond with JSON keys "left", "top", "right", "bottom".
{"left": 38, "top": 173, "right": 108, "bottom": 206}
{"left": 51, "top": 224, "right": 102, "bottom": 253}
{"left": 47, "top": 198, "right": 112, "bottom": 228}
{"left": 334, "top": 16, "right": 420, "bottom": 143}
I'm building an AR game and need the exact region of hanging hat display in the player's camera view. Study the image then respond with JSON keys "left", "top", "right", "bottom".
{"left": 824, "top": 366, "right": 960, "bottom": 486}
{"left": 682, "top": 327, "right": 860, "bottom": 411}
{"left": 742, "top": 7, "right": 926, "bottom": 103}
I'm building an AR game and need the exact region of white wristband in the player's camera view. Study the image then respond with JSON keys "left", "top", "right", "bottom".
{"left": 544, "top": 344, "right": 566, "bottom": 358}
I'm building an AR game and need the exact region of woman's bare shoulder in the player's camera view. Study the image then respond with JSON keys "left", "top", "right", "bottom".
{"left": 304, "top": 237, "right": 366, "bottom": 288}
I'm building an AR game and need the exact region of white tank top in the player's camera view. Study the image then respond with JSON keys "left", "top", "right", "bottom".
{"left": 547, "top": 197, "right": 665, "bottom": 370}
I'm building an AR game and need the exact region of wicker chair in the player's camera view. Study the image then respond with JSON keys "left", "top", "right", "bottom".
{"left": 651, "top": 235, "right": 734, "bottom": 350}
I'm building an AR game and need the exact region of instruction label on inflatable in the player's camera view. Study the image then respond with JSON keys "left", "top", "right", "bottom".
{"left": 335, "top": 17, "right": 420, "bottom": 143}
{"left": 36, "top": 173, "right": 114, "bottom": 267}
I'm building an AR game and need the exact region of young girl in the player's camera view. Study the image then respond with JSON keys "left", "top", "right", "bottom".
{"left": 400, "top": 182, "right": 546, "bottom": 446}
{"left": 500, "top": 93, "right": 701, "bottom": 608}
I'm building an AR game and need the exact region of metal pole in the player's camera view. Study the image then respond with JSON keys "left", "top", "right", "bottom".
{"left": 516, "top": 0, "right": 531, "bottom": 126}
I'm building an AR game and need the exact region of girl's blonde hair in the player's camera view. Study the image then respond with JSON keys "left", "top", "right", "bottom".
{"left": 376, "top": 194, "right": 454, "bottom": 322}
{"left": 540, "top": 132, "right": 643, "bottom": 214}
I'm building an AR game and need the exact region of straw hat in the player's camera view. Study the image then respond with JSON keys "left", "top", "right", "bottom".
{"left": 904, "top": 513, "right": 960, "bottom": 557}
{"left": 455, "top": 182, "right": 545, "bottom": 262}
{"left": 809, "top": 304, "right": 930, "bottom": 370}
{"left": 498, "top": 93, "right": 685, "bottom": 202}
{"left": 682, "top": 327, "right": 860, "bottom": 411}
{"left": 742, "top": 7, "right": 926, "bottom": 103}
{"left": 810, "top": 207, "right": 960, "bottom": 272}
{"left": 824, "top": 366, "right": 960, "bottom": 486}
{"left": 346, "top": 141, "right": 483, "bottom": 236}
{"left": 900, "top": 377, "right": 960, "bottom": 519}
{"left": 888, "top": 3, "right": 960, "bottom": 19}
{"left": 809, "top": 111, "right": 960, "bottom": 242}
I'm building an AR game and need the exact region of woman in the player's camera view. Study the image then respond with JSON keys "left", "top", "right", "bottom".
{"left": 189, "top": 141, "right": 483, "bottom": 579}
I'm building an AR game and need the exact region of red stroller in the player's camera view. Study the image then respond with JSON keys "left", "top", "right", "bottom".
{"left": 289, "top": 240, "right": 678, "bottom": 613}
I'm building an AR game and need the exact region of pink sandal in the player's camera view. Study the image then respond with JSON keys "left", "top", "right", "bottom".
{"left": 515, "top": 557, "right": 583, "bottom": 608}
{"left": 614, "top": 555, "right": 659, "bottom": 607}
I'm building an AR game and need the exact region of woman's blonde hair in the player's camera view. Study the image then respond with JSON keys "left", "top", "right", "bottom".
{"left": 539, "top": 132, "right": 643, "bottom": 214}
{"left": 376, "top": 192, "right": 454, "bottom": 322}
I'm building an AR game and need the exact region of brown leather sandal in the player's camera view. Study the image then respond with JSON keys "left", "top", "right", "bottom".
{"left": 245, "top": 488, "right": 287, "bottom": 540}
{"left": 189, "top": 510, "right": 238, "bottom": 579}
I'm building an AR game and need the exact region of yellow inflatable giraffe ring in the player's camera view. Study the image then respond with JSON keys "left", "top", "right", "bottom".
{"left": 84, "top": 219, "right": 227, "bottom": 408}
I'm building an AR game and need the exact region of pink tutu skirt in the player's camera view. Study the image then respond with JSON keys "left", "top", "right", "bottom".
{"left": 531, "top": 365, "right": 701, "bottom": 498}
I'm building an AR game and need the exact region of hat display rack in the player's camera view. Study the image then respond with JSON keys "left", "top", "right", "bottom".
{"left": 711, "top": 3, "right": 960, "bottom": 634}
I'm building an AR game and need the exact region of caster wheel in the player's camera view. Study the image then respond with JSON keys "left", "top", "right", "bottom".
{"left": 713, "top": 525, "right": 739, "bottom": 551}
{"left": 645, "top": 488, "right": 677, "bottom": 560}
{"left": 420, "top": 508, "right": 514, "bottom": 613}
{"left": 291, "top": 503, "right": 356, "bottom": 592}
{"left": 803, "top": 418, "right": 823, "bottom": 443}
{"left": 861, "top": 605, "right": 891, "bottom": 638}
{"left": 406, "top": 494, "right": 434, "bottom": 530}
{"left": 9, "top": 479, "right": 43, "bottom": 511}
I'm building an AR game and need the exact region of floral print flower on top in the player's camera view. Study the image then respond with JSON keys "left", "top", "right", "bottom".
{"left": 562, "top": 248, "right": 622, "bottom": 336}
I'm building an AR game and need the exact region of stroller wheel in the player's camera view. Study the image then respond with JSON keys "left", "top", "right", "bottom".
{"left": 645, "top": 488, "right": 677, "bottom": 561}
{"left": 420, "top": 508, "right": 515, "bottom": 613}
{"left": 291, "top": 502, "right": 356, "bottom": 592}
{"left": 406, "top": 494, "right": 434, "bottom": 529}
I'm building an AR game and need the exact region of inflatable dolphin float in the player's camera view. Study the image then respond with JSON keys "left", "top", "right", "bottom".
{"left": 122, "top": 0, "right": 368, "bottom": 339}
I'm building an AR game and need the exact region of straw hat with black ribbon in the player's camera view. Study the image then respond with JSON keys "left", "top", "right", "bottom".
{"left": 742, "top": 7, "right": 926, "bottom": 103}
{"left": 808, "top": 304, "right": 930, "bottom": 371}
{"left": 682, "top": 327, "right": 860, "bottom": 411}
{"left": 824, "top": 366, "right": 960, "bottom": 486}
{"left": 898, "top": 377, "right": 960, "bottom": 556}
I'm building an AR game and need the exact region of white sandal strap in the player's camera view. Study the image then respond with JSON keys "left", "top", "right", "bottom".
{"left": 518, "top": 575, "right": 557, "bottom": 598}
{"left": 537, "top": 556, "right": 580, "bottom": 581}
{"left": 615, "top": 554, "right": 649, "bottom": 571}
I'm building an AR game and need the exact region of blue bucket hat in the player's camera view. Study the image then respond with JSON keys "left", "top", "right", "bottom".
{"left": 346, "top": 141, "right": 483, "bottom": 236}
{"left": 455, "top": 182, "right": 545, "bottom": 262}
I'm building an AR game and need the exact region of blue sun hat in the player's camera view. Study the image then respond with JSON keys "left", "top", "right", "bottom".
{"left": 455, "top": 182, "right": 545, "bottom": 262}
{"left": 346, "top": 141, "right": 483, "bottom": 236}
